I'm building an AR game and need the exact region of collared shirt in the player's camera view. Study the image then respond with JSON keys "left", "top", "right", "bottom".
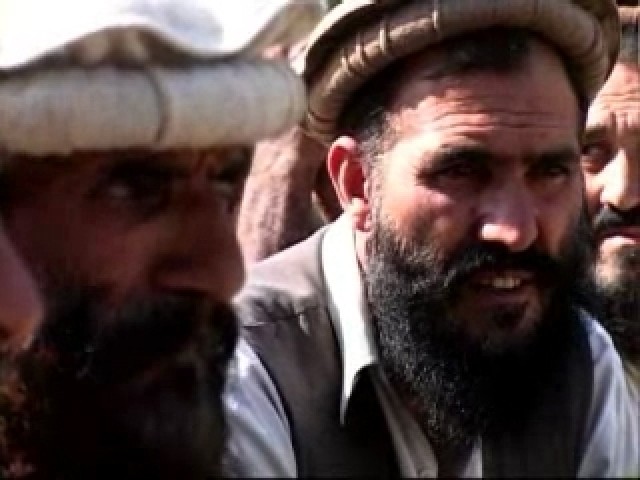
{"left": 623, "top": 360, "right": 640, "bottom": 474}
{"left": 320, "top": 215, "right": 482, "bottom": 477}
{"left": 223, "top": 336, "right": 296, "bottom": 477}
{"left": 224, "top": 216, "right": 639, "bottom": 477}
{"left": 626, "top": 362, "right": 640, "bottom": 400}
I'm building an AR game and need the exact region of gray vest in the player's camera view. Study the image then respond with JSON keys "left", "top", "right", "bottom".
{"left": 237, "top": 227, "right": 593, "bottom": 477}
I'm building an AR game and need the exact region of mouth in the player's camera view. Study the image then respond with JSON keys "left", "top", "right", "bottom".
{"left": 597, "top": 226, "right": 640, "bottom": 247}
{"left": 470, "top": 270, "right": 535, "bottom": 292}
{"left": 597, "top": 226, "right": 640, "bottom": 253}
{"left": 461, "top": 269, "right": 539, "bottom": 308}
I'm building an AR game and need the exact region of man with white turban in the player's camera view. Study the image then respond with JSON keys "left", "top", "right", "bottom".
{"left": 0, "top": 0, "right": 325, "bottom": 478}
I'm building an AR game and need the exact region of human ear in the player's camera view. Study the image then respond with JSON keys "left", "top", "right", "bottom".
{"left": 327, "top": 136, "right": 371, "bottom": 233}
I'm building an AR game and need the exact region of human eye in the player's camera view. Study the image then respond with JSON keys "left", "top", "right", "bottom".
{"left": 439, "top": 162, "right": 480, "bottom": 178}
{"left": 532, "top": 159, "right": 572, "bottom": 178}
{"left": 422, "top": 148, "right": 490, "bottom": 192}
{"left": 208, "top": 147, "right": 251, "bottom": 213}
{"left": 580, "top": 141, "right": 612, "bottom": 175}
{"left": 91, "top": 160, "right": 172, "bottom": 216}
{"left": 528, "top": 149, "right": 579, "bottom": 194}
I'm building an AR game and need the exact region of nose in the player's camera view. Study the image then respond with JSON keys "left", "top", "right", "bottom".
{"left": 153, "top": 194, "right": 245, "bottom": 303}
{"left": 477, "top": 184, "right": 538, "bottom": 252}
{"left": 0, "top": 224, "right": 43, "bottom": 354}
{"left": 600, "top": 149, "right": 640, "bottom": 211}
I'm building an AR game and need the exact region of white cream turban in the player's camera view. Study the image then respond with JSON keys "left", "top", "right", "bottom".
{"left": 0, "top": 0, "right": 327, "bottom": 155}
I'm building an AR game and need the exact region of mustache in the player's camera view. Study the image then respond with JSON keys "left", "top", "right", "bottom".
{"left": 33, "top": 291, "right": 238, "bottom": 386}
{"left": 592, "top": 205, "right": 640, "bottom": 235}
{"left": 441, "top": 242, "right": 563, "bottom": 290}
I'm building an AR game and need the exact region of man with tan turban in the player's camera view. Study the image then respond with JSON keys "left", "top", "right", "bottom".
{"left": 225, "top": 0, "right": 639, "bottom": 477}
{"left": 0, "top": 0, "right": 324, "bottom": 477}
{"left": 581, "top": 0, "right": 640, "bottom": 455}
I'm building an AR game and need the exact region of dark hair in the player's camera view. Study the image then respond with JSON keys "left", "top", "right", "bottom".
{"left": 337, "top": 27, "right": 587, "bottom": 170}
{"left": 620, "top": 20, "right": 639, "bottom": 64}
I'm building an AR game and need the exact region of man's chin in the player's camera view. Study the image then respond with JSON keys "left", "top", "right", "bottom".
{"left": 594, "top": 247, "right": 640, "bottom": 364}
{"left": 596, "top": 245, "right": 640, "bottom": 284}
{"left": 451, "top": 291, "right": 546, "bottom": 355}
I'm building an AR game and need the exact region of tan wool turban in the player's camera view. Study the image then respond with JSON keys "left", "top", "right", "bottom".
{"left": 0, "top": 0, "right": 327, "bottom": 156}
{"left": 298, "top": 0, "right": 621, "bottom": 144}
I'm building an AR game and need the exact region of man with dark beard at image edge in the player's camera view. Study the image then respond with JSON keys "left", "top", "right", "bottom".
{"left": 581, "top": 0, "right": 640, "bottom": 461}
{"left": 224, "top": 0, "right": 639, "bottom": 477}
{"left": 0, "top": 0, "right": 325, "bottom": 478}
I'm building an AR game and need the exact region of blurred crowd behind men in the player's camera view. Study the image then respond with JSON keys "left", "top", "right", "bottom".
{"left": 226, "top": 0, "right": 639, "bottom": 477}
{"left": 583, "top": 0, "right": 640, "bottom": 430}
{"left": 237, "top": 2, "right": 343, "bottom": 265}
{"left": 0, "top": 0, "right": 324, "bottom": 477}
{"left": 237, "top": 108, "right": 340, "bottom": 264}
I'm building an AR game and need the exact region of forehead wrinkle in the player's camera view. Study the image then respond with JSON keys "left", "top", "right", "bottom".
{"left": 393, "top": 108, "right": 574, "bottom": 137}
{"left": 591, "top": 92, "right": 640, "bottom": 111}
{"left": 588, "top": 102, "right": 640, "bottom": 133}
{"left": 588, "top": 63, "right": 640, "bottom": 125}
{"left": 391, "top": 89, "right": 577, "bottom": 135}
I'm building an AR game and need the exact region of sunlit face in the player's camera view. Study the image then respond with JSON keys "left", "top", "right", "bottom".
{"left": 1, "top": 147, "right": 250, "bottom": 307}
{"left": 582, "top": 62, "right": 640, "bottom": 288}
{"left": 370, "top": 39, "right": 583, "bottom": 349}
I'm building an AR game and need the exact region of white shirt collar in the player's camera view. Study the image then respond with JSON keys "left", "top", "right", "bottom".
{"left": 624, "top": 360, "right": 640, "bottom": 399}
{"left": 321, "top": 215, "right": 378, "bottom": 423}
{"left": 319, "top": 215, "right": 482, "bottom": 476}
{"left": 320, "top": 224, "right": 633, "bottom": 476}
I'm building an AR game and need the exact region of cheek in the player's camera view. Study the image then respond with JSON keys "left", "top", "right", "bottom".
{"left": 524, "top": 188, "right": 582, "bottom": 261}
{"left": 5, "top": 201, "right": 155, "bottom": 293}
{"left": 221, "top": 246, "right": 245, "bottom": 300}
{"left": 4, "top": 203, "right": 81, "bottom": 281}
{"left": 581, "top": 172, "right": 603, "bottom": 217}
{"left": 82, "top": 230, "right": 156, "bottom": 285}
{"left": 379, "top": 178, "right": 469, "bottom": 248}
{"left": 211, "top": 218, "right": 245, "bottom": 299}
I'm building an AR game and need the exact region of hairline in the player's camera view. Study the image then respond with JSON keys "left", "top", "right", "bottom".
{"left": 336, "top": 28, "right": 587, "bottom": 170}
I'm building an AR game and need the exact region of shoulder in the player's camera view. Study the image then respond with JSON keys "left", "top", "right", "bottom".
{"left": 576, "top": 310, "right": 640, "bottom": 477}
{"left": 577, "top": 310, "right": 627, "bottom": 406}
{"left": 235, "top": 227, "right": 330, "bottom": 326}
{"left": 223, "top": 337, "right": 296, "bottom": 477}
{"left": 579, "top": 310, "right": 620, "bottom": 366}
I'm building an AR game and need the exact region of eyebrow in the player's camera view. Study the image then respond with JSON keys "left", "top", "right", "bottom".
{"left": 429, "top": 145, "right": 492, "bottom": 166}
{"left": 583, "top": 124, "right": 612, "bottom": 142}
{"left": 220, "top": 147, "right": 252, "bottom": 174}
{"left": 103, "top": 155, "right": 184, "bottom": 179}
{"left": 525, "top": 146, "right": 580, "bottom": 165}
{"left": 429, "top": 145, "right": 580, "bottom": 167}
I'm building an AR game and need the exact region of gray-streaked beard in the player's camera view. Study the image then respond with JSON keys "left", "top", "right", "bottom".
{"left": 364, "top": 214, "right": 593, "bottom": 460}
{"left": 595, "top": 246, "right": 640, "bottom": 366}
{"left": 0, "top": 287, "right": 238, "bottom": 479}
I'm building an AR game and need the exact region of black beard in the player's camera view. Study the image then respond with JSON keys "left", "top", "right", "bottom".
{"left": 594, "top": 246, "right": 640, "bottom": 365}
{"left": 365, "top": 216, "right": 594, "bottom": 459}
{"left": 0, "top": 287, "right": 238, "bottom": 479}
